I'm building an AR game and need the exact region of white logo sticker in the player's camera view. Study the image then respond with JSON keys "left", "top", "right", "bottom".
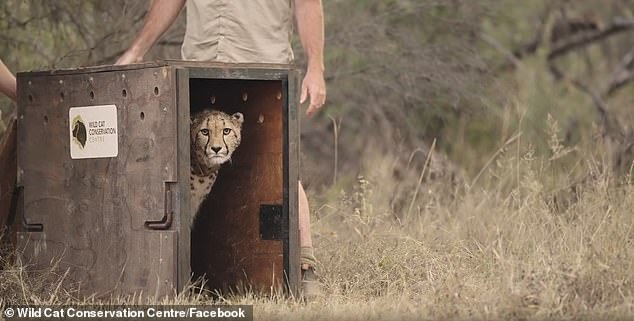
{"left": 69, "top": 105, "right": 118, "bottom": 159}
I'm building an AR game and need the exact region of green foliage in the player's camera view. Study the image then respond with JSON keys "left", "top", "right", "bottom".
{"left": 1, "top": 2, "right": 634, "bottom": 319}
{"left": 1, "top": 0, "right": 633, "bottom": 187}
{"left": 298, "top": 0, "right": 494, "bottom": 188}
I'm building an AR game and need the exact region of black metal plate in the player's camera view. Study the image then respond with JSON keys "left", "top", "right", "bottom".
{"left": 259, "top": 204, "right": 283, "bottom": 240}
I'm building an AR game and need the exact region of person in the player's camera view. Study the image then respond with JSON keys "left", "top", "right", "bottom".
{"left": 115, "top": 0, "right": 326, "bottom": 298}
{"left": 0, "top": 59, "right": 17, "bottom": 102}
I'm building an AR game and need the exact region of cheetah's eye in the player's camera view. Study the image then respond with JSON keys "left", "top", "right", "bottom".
{"left": 223, "top": 128, "right": 232, "bottom": 135}
{"left": 200, "top": 129, "right": 209, "bottom": 136}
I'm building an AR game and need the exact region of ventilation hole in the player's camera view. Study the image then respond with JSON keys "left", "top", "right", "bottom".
{"left": 154, "top": 86, "right": 159, "bottom": 96}
{"left": 210, "top": 96, "right": 216, "bottom": 104}
{"left": 90, "top": 91, "right": 95, "bottom": 100}
{"left": 43, "top": 115, "right": 48, "bottom": 124}
{"left": 140, "top": 112, "right": 145, "bottom": 120}
{"left": 122, "top": 89, "right": 127, "bottom": 98}
{"left": 60, "top": 92, "right": 64, "bottom": 101}
{"left": 28, "top": 95, "right": 33, "bottom": 103}
{"left": 242, "top": 92, "right": 248, "bottom": 102}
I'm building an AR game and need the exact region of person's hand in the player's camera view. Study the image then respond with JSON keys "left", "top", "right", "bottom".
{"left": 301, "top": 67, "right": 326, "bottom": 116}
{"left": 0, "top": 59, "right": 17, "bottom": 102}
{"left": 115, "top": 49, "right": 144, "bottom": 65}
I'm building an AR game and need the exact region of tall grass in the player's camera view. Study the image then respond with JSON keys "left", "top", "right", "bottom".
{"left": 2, "top": 118, "right": 633, "bottom": 321}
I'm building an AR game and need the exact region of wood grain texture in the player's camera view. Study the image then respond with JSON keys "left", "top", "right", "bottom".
{"left": 0, "top": 114, "right": 18, "bottom": 248}
{"left": 190, "top": 79, "right": 286, "bottom": 292}
{"left": 17, "top": 66, "right": 178, "bottom": 297}
{"left": 285, "top": 71, "right": 301, "bottom": 295}
{"left": 14, "top": 62, "right": 300, "bottom": 297}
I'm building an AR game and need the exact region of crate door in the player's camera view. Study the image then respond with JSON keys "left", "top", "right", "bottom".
{"left": 16, "top": 65, "right": 181, "bottom": 297}
{"left": 188, "top": 70, "right": 299, "bottom": 293}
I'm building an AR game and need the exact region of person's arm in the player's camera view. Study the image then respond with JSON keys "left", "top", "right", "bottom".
{"left": 294, "top": 0, "right": 326, "bottom": 116}
{"left": 0, "top": 59, "right": 17, "bottom": 102}
{"left": 116, "top": 0, "right": 186, "bottom": 65}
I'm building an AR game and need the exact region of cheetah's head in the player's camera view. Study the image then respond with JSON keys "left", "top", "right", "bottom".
{"left": 191, "top": 109, "right": 244, "bottom": 169}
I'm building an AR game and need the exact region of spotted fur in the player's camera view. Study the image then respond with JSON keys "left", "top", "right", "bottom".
{"left": 190, "top": 109, "right": 244, "bottom": 225}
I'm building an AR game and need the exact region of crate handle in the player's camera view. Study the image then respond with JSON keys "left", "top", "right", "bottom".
{"left": 144, "top": 187, "right": 174, "bottom": 230}
{"left": 14, "top": 186, "right": 43, "bottom": 232}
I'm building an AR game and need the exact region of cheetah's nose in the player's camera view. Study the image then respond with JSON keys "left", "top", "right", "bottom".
{"left": 211, "top": 146, "right": 221, "bottom": 154}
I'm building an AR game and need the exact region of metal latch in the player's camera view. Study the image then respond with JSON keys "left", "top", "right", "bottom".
{"left": 145, "top": 183, "right": 175, "bottom": 230}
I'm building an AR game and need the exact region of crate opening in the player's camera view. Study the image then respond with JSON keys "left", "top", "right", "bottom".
{"left": 188, "top": 78, "right": 286, "bottom": 292}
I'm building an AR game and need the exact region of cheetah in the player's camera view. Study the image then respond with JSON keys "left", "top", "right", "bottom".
{"left": 190, "top": 109, "right": 244, "bottom": 226}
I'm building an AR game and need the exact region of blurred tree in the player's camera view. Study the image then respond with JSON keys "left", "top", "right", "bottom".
{"left": 501, "top": 0, "right": 634, "bottom": 175}
{"left": 0, "top": 0, "right": 184, "bottom": 121}
{"left": 2, "top": 0, "right": 632, "bottom": 197}
{"left": 298, "top": 0, "right": 490, "bottom": 189}
{"left": 1, "top": 0, "right": 485, "bottom": 191}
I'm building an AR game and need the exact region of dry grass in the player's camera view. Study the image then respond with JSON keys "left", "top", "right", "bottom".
{"left": 1, "top": 134, "right": 634, "bottom": 321}
{"left": 300, "top": 145, "right": 632, "bottom": 320}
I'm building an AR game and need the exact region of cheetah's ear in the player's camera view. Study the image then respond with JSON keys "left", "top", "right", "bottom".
{"left": 232, "top": 112, "right": 244, "bottom": 124}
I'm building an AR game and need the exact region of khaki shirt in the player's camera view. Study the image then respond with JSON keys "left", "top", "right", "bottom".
{"left": 181, "top": 0, "right": 294, "bottom": 64}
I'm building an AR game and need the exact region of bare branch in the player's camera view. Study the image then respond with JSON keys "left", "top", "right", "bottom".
{"left": 605, "top": 71, "right": 634, "bottom": 97}
{"left": 547, "top": 59, "right": 624, "bottom": 141}
{"left": 548, "top": 17, "right": 634, "bottom": 61}
{"left": 480, "top": 33, "right": 523, "bottom": 69}
{"left": 604, "top": 45, "right": 634, "bottom": 97}
{"left": 488, "top": 2, "right": 560, "bottom": 72}
{"left": 546, "top": 18, "right": 634, "bottom": 129}
{"left": 512, "top": 1, "right": 559, "bottom": 60}
{"left": 569, "top": 79, "right": 623, "bottom": 138}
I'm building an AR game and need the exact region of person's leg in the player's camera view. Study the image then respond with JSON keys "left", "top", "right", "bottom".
{"left": 298, "top": 181, "right": 321, "bottom": 298}
{"left": 299, "top": 181, "right": 316, "bottom": 267}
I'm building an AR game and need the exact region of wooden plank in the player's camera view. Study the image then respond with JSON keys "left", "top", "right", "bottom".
{"left": 0, "top": 114, "right": 18, "bottom": 247}
{"left": 187, "top": 67, "right": 291, "bottom": 82}
{"left": 285, "top": 70, "right": 301, "bottom": 295}
{"left": 166, "top": 60, "right": 295, "bottom": 71}
{"left": 176, "top": 68, "right": 192, "bottom": 291}
{"left": 17, "top": 230, "right": 177, "bottom": 298}
{"left": 14, "top": 62, "right": 300, "bottom": 297}
{"left": 16, "top": 61, "right": 170, "bottom": 77}
{"left": 16, "top": 66, "right": 179, "bottom": 297}
{"left": 17, "top": 61, "right": 292, "bottom": 78}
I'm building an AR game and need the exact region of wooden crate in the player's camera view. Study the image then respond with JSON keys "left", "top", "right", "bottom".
{"left": 15, "top": 61, "right": 300, "bottom": 297}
